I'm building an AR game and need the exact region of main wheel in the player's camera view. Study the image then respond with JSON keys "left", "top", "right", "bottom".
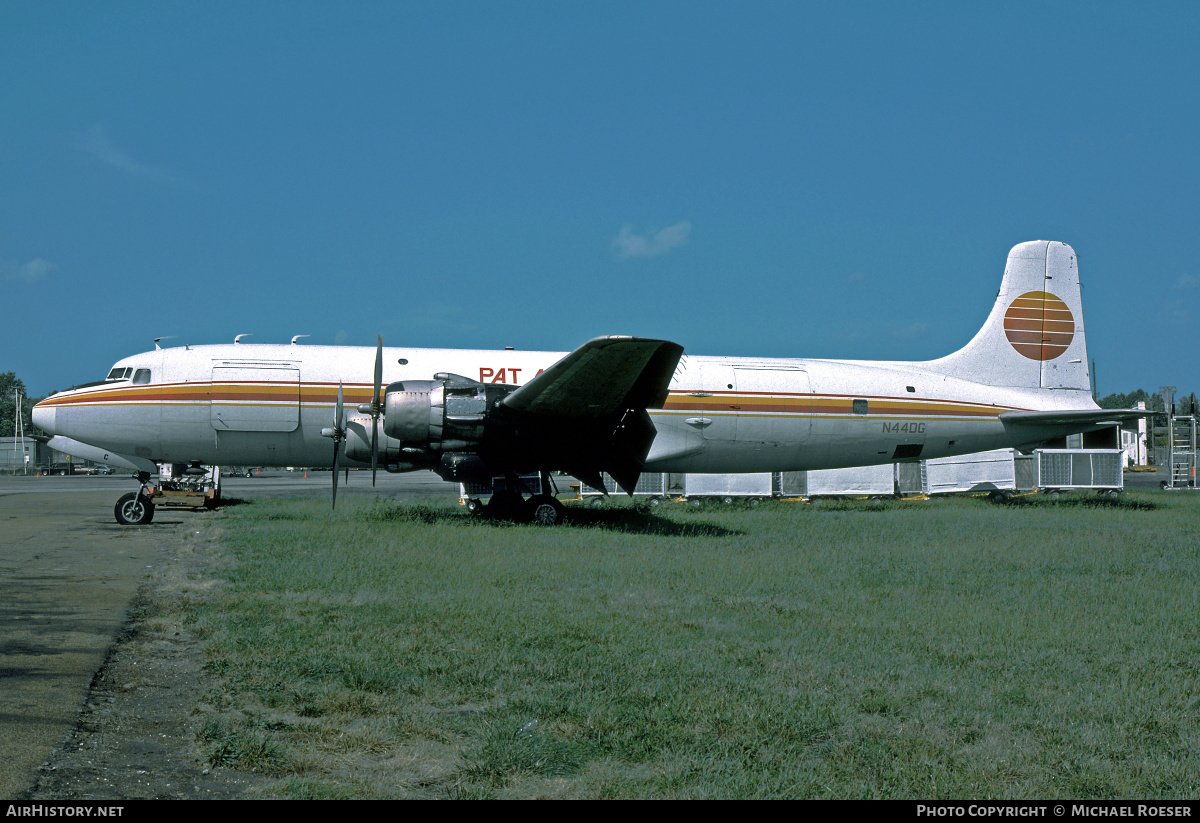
{"left": 114, "top": 492, "right": 155, "bottom": 525}
{"left": 527, "top": 494, "right": 566, "bottom": 526}
{"left": 487, "top": 490, "right": 527, "bottom": 522}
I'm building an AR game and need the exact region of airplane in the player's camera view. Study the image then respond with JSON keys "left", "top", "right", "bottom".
{"left": 33, "top": 240, "right": 1147, "bottom": 525}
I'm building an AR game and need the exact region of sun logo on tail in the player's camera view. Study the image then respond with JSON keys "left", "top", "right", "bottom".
{"left": 1003, "top": 291, "right": 1074, "bottom": 361}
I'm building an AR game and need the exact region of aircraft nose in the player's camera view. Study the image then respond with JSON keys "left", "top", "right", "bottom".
{"left": 32, "top": 401, "right": 57, "bottom": 435}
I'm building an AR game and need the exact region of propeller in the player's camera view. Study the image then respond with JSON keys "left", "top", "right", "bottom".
{"left": 329, "top": 336, "right": 385, "bottom": 509}
{"left": 371, "top": 336, "right": 383, "bottom": 486}
{"left": 321, "top": 381, "right": 346, "bottom": 509}
{"left": 352, "top": 336, "right": 386, "bottom": 486}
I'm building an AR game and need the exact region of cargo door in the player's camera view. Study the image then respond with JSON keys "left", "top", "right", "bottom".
{"left": 210, "top": 366, "right": 300, "bottom": 432}
{"left": 733, "top": 367, "right": 812, "bottom": 443}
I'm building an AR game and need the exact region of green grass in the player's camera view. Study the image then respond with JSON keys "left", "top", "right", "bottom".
{"left": 187, "top": 492, "right": 1200, "bottom": 798}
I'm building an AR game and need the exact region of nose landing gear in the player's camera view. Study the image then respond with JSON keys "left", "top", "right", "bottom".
{"left": 114, "top": 491, "right": 155, "bottom": 525}
{"left": 111, "top": 464, "right": 221, "bottom": 524}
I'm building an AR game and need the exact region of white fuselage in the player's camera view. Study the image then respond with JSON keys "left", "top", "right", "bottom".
{"left": 34, "top": 342, "right": 1097, "bottom": 474}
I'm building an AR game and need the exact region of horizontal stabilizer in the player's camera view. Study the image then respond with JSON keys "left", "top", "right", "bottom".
{"left": 999, "top": 407, "right": 1151, "bottom": 428}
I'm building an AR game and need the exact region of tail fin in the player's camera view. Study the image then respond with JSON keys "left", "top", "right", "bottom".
{"left": 928, "top": 240, "right": 1091, "bottom": 391}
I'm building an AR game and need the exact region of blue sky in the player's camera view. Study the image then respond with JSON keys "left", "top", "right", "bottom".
{"left": 2, "top": 1, "right": 1197, "bottom": 399}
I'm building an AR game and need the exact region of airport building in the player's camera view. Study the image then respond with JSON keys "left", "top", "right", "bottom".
{"left": 0, "top": 436, "right": 41, "bottom": 472}
{"left": 0, "top": 437, "right": 94, "bottom": 474}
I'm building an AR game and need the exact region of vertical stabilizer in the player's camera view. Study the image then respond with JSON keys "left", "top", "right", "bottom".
{"left": 927, "top": 240, "right": 1090, "bottom": 391}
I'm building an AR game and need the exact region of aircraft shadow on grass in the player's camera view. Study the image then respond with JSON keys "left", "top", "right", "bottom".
{"left": 355, "top": 501, "right": 745, "bottom": 537}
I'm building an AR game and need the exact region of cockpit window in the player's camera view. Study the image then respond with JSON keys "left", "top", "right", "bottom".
{"left": 132, "top": 369, "right": 151, "bottom": 384}
{"left": 106, "top": 367, "right": 133, "bottom": 381}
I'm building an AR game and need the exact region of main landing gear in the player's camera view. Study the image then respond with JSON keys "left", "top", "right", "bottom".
{"left": 465, "top": 471, "right": 568, "bottom": 525}
{"left": 527, "top": 494, "right": 567, "bottom": 526}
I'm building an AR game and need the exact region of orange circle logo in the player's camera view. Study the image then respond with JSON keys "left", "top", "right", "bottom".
{"left": 1004, "top": 291, "right": 1074, "bottom": 361}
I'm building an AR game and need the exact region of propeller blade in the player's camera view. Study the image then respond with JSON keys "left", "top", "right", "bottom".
{"left": 371, "top": 419, "right": 379, "bottom": 487}
{"left": 331, "top": 381, "right": 344, "bottom": 510}
{"left": 331, "top": 438, "right": 340, "bottom": 509}
{"left": 371, "top": 336, "right": 383, "bottom": 487}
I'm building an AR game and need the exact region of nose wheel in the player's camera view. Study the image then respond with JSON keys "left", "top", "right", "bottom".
{"left": 114, "top": 491, "right": 155, "bottom": 525}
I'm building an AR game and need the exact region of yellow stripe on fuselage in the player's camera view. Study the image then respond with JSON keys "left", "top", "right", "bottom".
{"left": 43, "top": 382, "right": 1024, "bottom": 422}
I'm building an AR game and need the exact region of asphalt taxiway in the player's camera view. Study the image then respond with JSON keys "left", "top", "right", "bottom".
{"left": 0, "top": 470, "right": 458, "bottom": 798}
{"left": 0, "top": 483, "right": 168, "bottom": 798}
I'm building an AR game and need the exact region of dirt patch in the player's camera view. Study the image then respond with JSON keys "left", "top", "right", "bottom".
{"left": 24, "top": 515, "right": 270, "bottom": 800}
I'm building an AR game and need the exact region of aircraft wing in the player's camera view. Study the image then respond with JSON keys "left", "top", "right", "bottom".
{"left": 998, "top": 407, "right": 1152, "bottom": 428}
{"left": 496, "top": 336, "right": 684, "bottom": 493}
{"left": 501, "top": 336, "right": 683, "bottom": 417}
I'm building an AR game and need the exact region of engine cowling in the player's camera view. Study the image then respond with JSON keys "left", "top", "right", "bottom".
{"left": 382, "top": 373, "right": 513, "bottom": 455}
{"left": 343, "top": 413, "right": 404, "bottom": 464}
{"left": 341, "top": 413, "right": 440, "bottom": 473}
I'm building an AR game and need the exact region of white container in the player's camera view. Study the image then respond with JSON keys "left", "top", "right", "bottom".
{"left": 1035, "top": 449, "right": 1125, "bottom": 491}
{"left": 682, "top": 472, "right": 774, "bottom": 499}
{"left": 924, "top": 449, "right": 1017, "bottom": 495}
{"left": 578, "top": 472, "right": 667, "bottom": 497}
{"left": 460, "top": 472, "right": 545, "bottom": 499}
{"left": 804, "top": 464, "right": 894, "bottom": 497}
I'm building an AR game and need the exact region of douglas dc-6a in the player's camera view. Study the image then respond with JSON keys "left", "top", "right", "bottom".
{"left": 34, "top": 240, "right": 1145, "bottom": 525}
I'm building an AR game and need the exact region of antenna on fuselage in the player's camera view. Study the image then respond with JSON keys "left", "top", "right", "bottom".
{"left": 234, "top": 334, "right": 252, "bottom": 344}
{"left": 291, "top": 335, "right": 310, "bottom": 345}
{"left": 153, "top": 336, "right": 176, "bottom": 350}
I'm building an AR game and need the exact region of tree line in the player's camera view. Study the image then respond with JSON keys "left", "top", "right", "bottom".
{"left": 0, "top": 372, "right": 40, "bottom": 438}
{"left": 1097, "top": 388, "right": 1197, "bottom": 420}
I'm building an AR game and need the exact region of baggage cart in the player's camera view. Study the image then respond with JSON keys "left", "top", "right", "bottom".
{"left": 1035, "top": 449, "right": 1125, "bottom": 496}
{"left": 924, "top": 449, "right": 1017, "bottom": 497}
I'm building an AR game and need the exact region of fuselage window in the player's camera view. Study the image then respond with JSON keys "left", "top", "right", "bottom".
{"left": 852, "top": 399, "right": 869, "bottom": 415}
{"left": 132, "top": 369, "right": 152, "bottom": 384}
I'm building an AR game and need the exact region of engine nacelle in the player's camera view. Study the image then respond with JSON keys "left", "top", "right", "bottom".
{"left": 343, "top": 414, "right": 438, "bottom": 473}
{"left": 343, "top": 414, "right": 405, "bottom": 464}
{"left": 382, "top": 373, "right": 511, "bottom": 452}
{"left": 383, "top": 380, "right": 447, "bottom": 446}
